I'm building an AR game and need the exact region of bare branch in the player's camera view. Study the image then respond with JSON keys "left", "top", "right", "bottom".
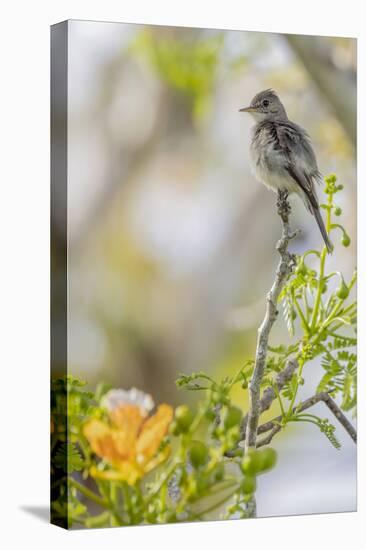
{"left": 256, "top": 425, "right": 282, "bottom": 448}
{"left": 244, "top": 191, "right": 297, "bottom": 452}
{"left": 240, "top": 358, "right": 299, "bottom": 439}
{"left": 257, "top": 392, "right": 357, "bottom": 444}
{"left": 225, "top": 358, "right": 298, "bottom": 457}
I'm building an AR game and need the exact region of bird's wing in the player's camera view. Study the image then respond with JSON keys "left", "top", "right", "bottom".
{"left": 276, "top": 122, "right": 320, "bottom": 210}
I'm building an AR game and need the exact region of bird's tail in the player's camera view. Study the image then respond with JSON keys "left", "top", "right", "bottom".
{"left": 312, "top": 206, "right": 333, "bottom": 254}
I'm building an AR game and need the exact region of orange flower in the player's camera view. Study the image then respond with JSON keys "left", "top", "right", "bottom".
{"left": 83, "top": 388, "right": 173, "bottom": 485}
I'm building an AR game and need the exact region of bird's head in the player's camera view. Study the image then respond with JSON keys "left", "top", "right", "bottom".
{"left": 239, "top": 89, "right": 288, "bottom": 122}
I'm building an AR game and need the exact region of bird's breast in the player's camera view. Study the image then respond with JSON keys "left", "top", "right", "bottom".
{"left": 249, "top": 125, "right": 297, "bottom": 194}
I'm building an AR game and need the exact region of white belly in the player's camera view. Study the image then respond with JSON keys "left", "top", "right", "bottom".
{"left": 249, "top": 143, "right": 299, "bottom": 195}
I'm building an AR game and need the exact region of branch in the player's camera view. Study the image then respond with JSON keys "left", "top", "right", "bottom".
{"left": 256, "top": 425, "right": 282, "bottom": 448}
{"left": 257, "top": 392, "right": 357, "bottom": 444}
{"left": 240, "top": 358, "right": 299, "bottom": 439}
{"left": 224, "top": 358, "right": 299, "bottom": 458}
{"left": 244, "top": 190, "right": 297, "bottom": 452}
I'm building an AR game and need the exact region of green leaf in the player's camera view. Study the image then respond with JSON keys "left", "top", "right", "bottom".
{"left": 54, "top": 443, "right": 84, "bottom": 473}
{"left": 319, "top": 419, "right": 341, "bottom": 450}
{"left": 282, "top": 295, "right": 295, "bottom": 336}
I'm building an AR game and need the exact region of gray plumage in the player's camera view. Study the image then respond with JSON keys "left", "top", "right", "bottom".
{"left": 240, "top": 89, "right": 333, "bottom": 253}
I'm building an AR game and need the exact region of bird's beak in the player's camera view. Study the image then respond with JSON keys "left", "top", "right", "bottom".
{"left": 239, "top": 106, "right": 256, "bottom": 113}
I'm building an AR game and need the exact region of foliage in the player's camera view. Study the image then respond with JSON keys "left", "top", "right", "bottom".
{"left": 51, "top": 372, "right": 273, "bottom": 527}
{"left": 51, "top": 175, "right": 356, "bottom": 527}
{"left": 268, "top": 174, "right": 357, "bottom": 440}
{"left": 130, "top": 30, "right": 231, "bottom": 121}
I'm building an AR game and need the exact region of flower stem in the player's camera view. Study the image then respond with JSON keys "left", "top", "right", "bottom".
{"left": 68, "top": 477, "right": 109, "bottom": 509}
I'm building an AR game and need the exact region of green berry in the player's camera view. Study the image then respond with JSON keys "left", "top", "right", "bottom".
{"left": 169, "top": 420, "right": 181, "bottom": 436}
{"left": 342, "top": 234, "right": 351, "bottom": 247}
{"left": 326, "top": 174, "right": 337, "bottom": 184}
{"left": 189, "top": 440, "right": 209, "bottom": 469}
{"left": 175, "top": 405, "right": 194, "bottom": 432}
{"left": 241, "top": 476, "right": 257, "bottom": 495}
{"left": 336, "top": 282, "right": 349, "bottom": 300}
{"left": 334, "top": 206, "right": 342, "bottom": 216}
{"left": 240, "top": 449, "right": 262, "bottom": 476}
{"left": 211, "top": 391, "right": 221, "bottom": 405}
{"left": 258, "top": 448, "right": 277, "bottom": 473}
{"left": 226, "top": 426, "right": 240, "bottom": 448}
{"left": 223, "top": 406, "right": 243, "bottom": 430}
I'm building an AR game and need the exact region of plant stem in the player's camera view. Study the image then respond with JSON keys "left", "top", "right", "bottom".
{"left": 293, "top": 293, "right": 310, "bottom": 334}
{"left": 68, "top": 477, "right": 109, "bottom": 509}
{"left": 310, "top": 194, "right": 332, "bottom": 331}
{"left": 188, "top": 487, "right": 239, "bottom": 520}
{"left": 273, "top": 383, "right": 286, "bottom": 419}
{"left": 285, "top": 358, "right": 304, "bottom": 419}
{"left": 191, "top": 479, "right": 238, "bottom": 503}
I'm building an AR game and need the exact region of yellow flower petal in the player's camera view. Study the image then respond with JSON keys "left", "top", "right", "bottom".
{"left": 109, "top": 404, "right": 145, "bottom": 438}
{"left": 83, "top": 419, "right": 134, "bottom": 463}
{"left": 136, "top": 404, "right": 173, "bottom": 464}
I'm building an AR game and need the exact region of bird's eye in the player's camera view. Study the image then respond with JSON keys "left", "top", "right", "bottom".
{"left": 262, "top": 99, "right": 269, "bottom": 107}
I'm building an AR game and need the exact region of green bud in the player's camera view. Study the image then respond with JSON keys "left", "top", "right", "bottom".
{"left": 334, "top": 206, "right": 342, "bottom": 216}
{"left": 211, "top": 426, "right": 223, "bottom": 440}
{"left": 226, "top": 426, "right": 240, "bottom": 448}
{"left": 341, "top": 234, "right": 351, "bottom": 247}
{"left": 175, "top": 405, "right": 194, "bottom": 432}
{"left": 189, "top": 440, "right": 209, "bottom": 469}
{"left": 223, "top": 406, "right": 243, "bottom": 430}
{"left": 319, "top": 331, "right": 327, "bottom": 342}
{"left": 169, "top": 420, "right": 181, "bottom": 436}
{"left": 336, "top": 280, "right": 349, "bottom": 300}
{"left": 258, "top": 448, "right": 277, "bottom": 473}
{"left": 290, "top": 309, "right": 297, "bottom": 320}
{"left": 321, "top": 282, "right": 328, "bottom": 294}
{"left": 326, "top": 174, "right": 337, "bottom": 184}
{"left": 240, "top": 449, "right": 262, "bottom": 476}
{"left": 211, "top": 391, "right": 222, "bottom": 405}
{"left": 336, "top": 184, "right": 344, "bottom": 191}
{"left": 296, "top": 260, "right": 307, "bottom": 276}
{"left": 241, "top": 476, "right": 257, "bottom": 495}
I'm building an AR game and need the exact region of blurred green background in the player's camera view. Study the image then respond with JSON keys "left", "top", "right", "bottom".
{"left": 54, "top": 20, "right": 356, "bottom": 517}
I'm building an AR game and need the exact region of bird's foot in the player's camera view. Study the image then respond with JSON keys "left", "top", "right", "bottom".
{"left": 277, "top": 189, "right": 291, "bottom": 220}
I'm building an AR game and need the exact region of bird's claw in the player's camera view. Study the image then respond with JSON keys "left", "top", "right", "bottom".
{"left": 277, "top": 189, "right": 291, "bottom": 219}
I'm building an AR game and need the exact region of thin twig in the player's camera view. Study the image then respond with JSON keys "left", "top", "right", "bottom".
{"left": 240, "top": 358, "right": 299, "bottom": 439}
{"left": 257, "top": 392, "right": 357, "bottom": 443}
{"left": 244, "top": 190, "right": 297, "bottom": 452}
{"left": 256, "top": 425, "right": 282, "bottom": 448}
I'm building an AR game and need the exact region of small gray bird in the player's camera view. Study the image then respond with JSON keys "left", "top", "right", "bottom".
{"left": 240, "top": 89, "right": 333, "bottom": 252}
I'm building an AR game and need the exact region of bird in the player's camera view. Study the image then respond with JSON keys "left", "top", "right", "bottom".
{"left": 239, "top": 89, "right": 333, "bottom": 253}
